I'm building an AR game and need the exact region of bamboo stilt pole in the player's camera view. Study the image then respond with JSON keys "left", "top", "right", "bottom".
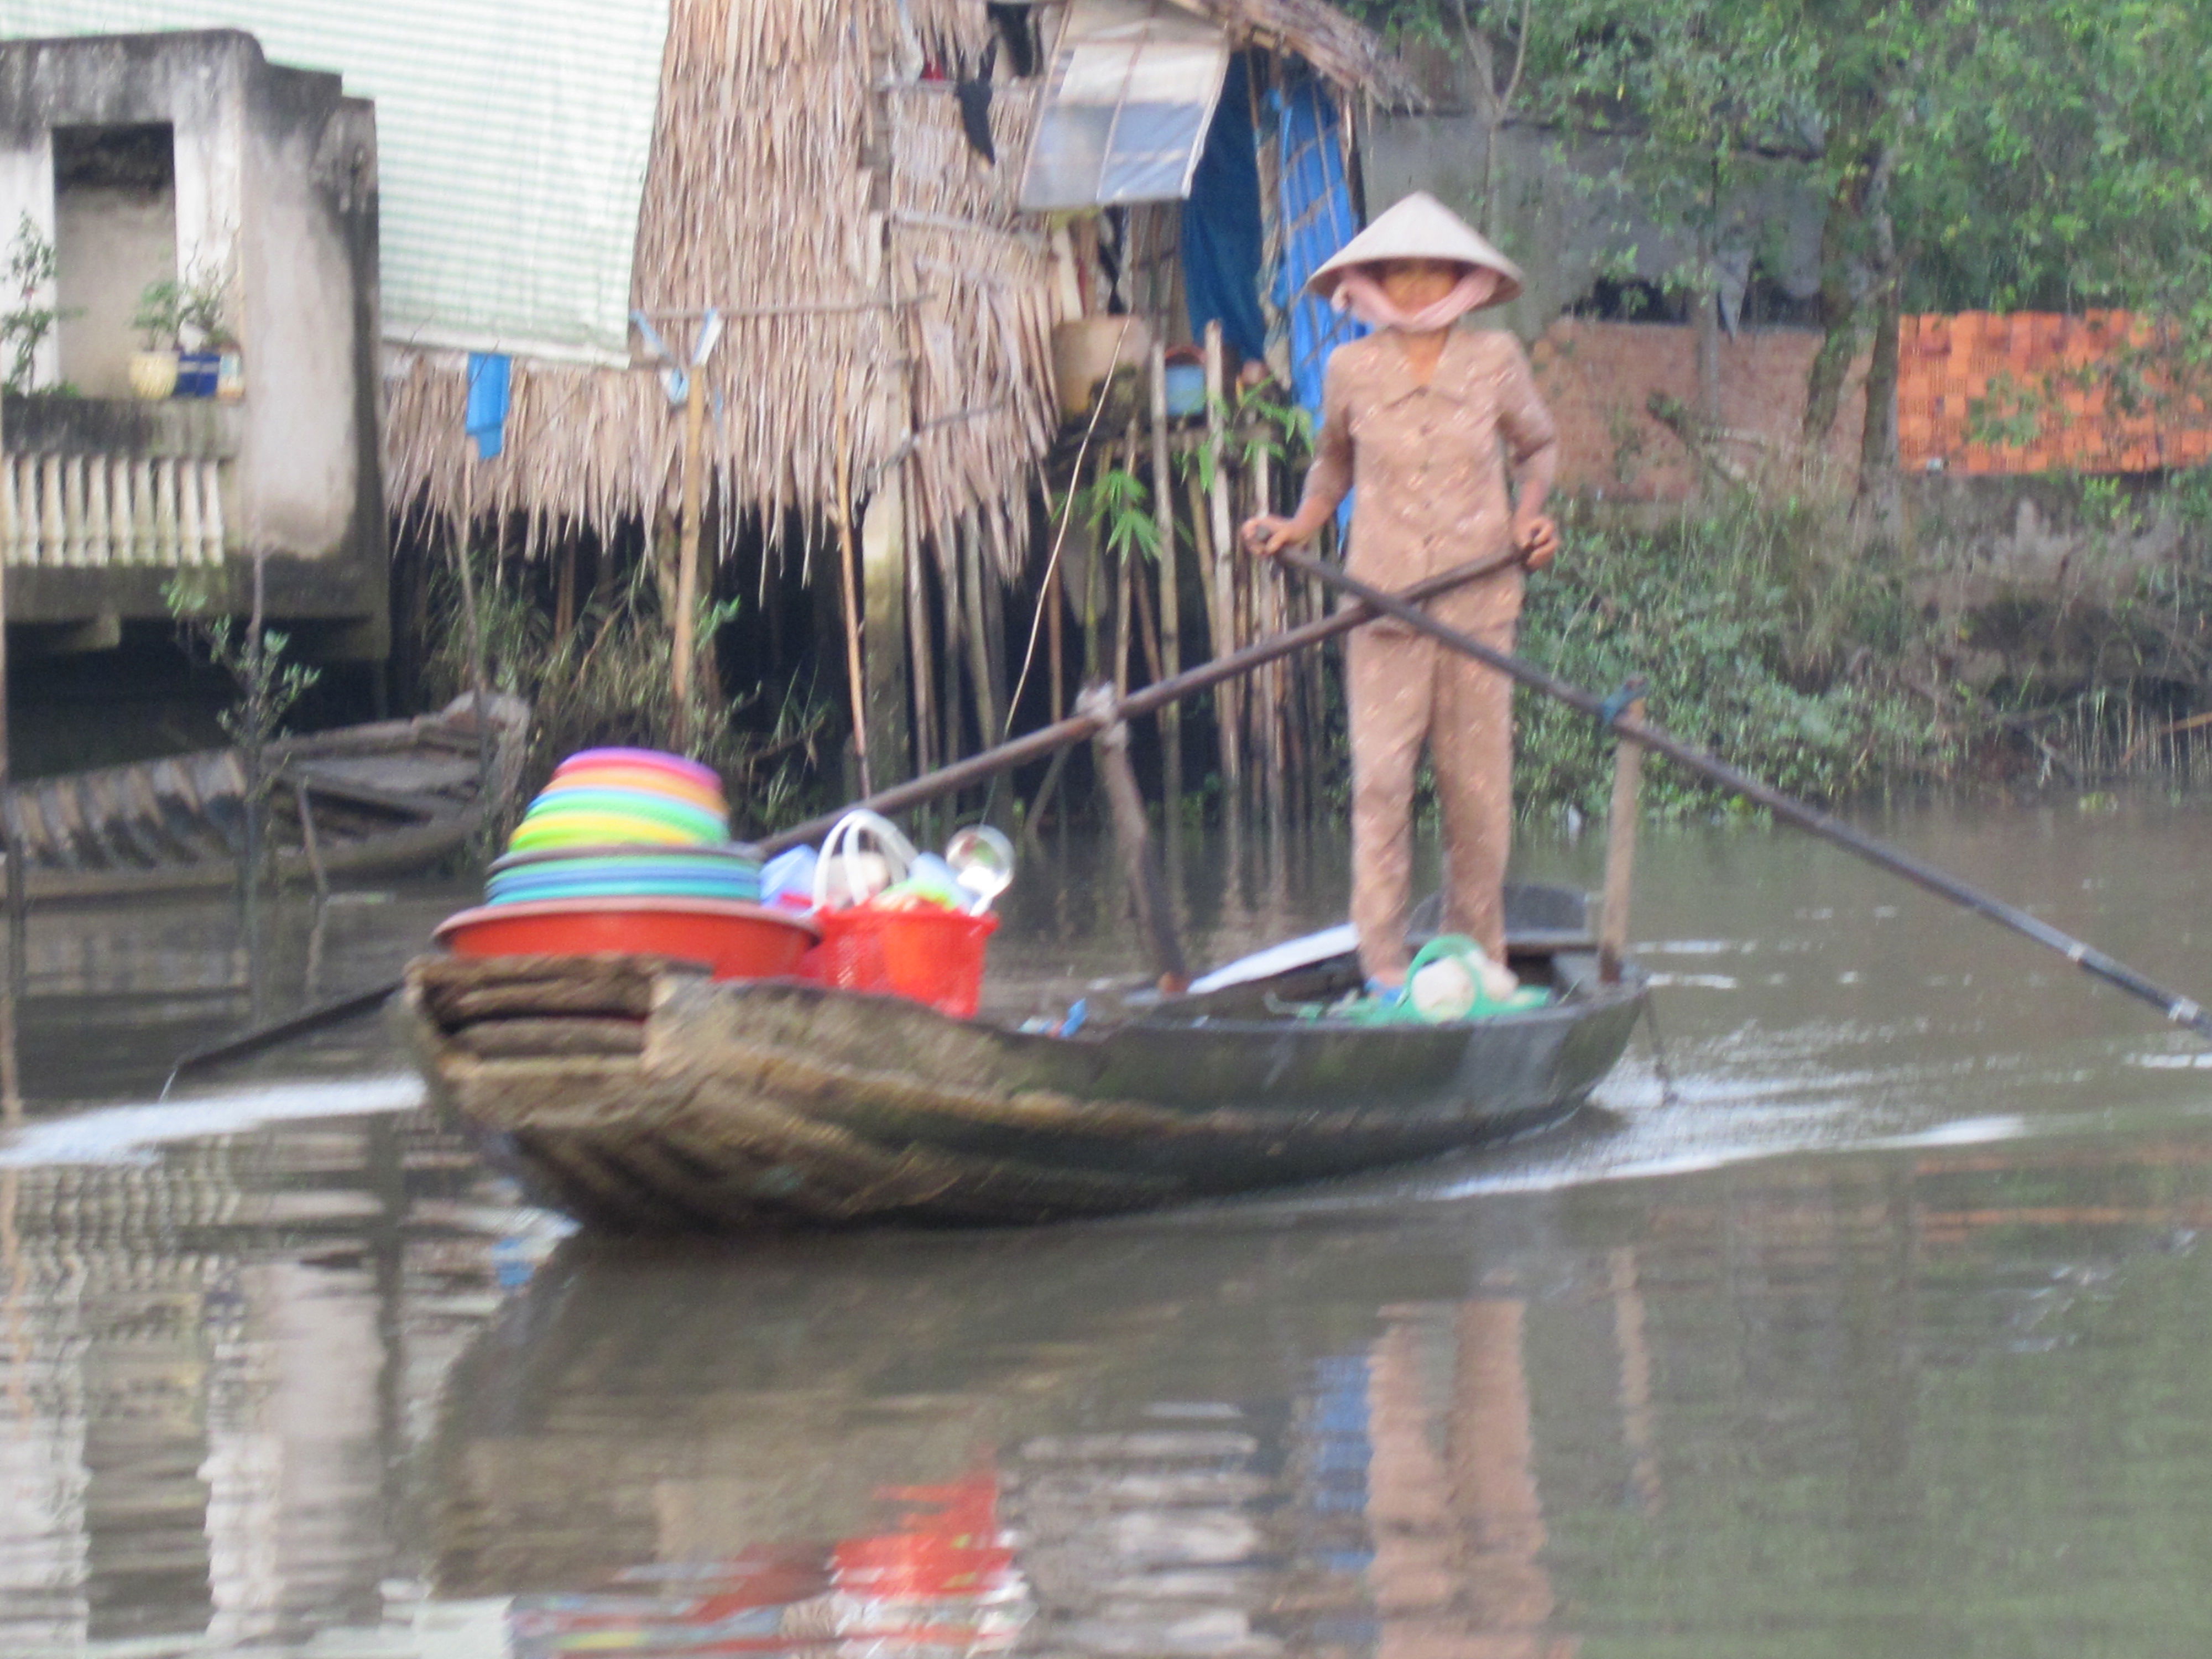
{"left": 555, "top": 539, "right": 577, "bottom": 643}
{"left": 833, "top": 378, "right": 871, "bottom": 795}
{"left": 1046, "top": 557, "right": 1065, "bottom": 726}
{"left": 1182, "top": 464, "right": 1229, "bottom": 771}
{"left": 1082, "top": 683, "right": 1188, "bottom": 992}
{"left": 1113, "top": 430, "right": 1136, "bottom": 696}
{"left": 961, "top": 517, "right": 1000, "bottom": 755}
{"left": 907, "top": 510, "right": 937, "bottom": 832}
{"left": 1599, "top": 691, "right": 1647, "bottom": 985}
{"left": 860, "top": 467, "right": 911, "bottom": 791}
{"left": 980, "top": 530, "right": 1009, "bottom": 745}
{"left": 1131, "top": 542, "right": 1164, "bottom": 685}
{"left": 1149, "top": 341, "right": 1182, "bottom": 825}
{"left": 453, "top": 476, "right": 492, "bottom": 827}
{"left": 671, "top": 367, "right": 706, "bottom": 750}
{"left": 1204, "top": 323, "right": 1240, "bottom": 799}
{"left": 940, "top": 544, "right": 963, "bottom": 763}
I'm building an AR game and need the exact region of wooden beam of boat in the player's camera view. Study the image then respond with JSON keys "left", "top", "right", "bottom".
{"left": 759, "top": 545, "right": 1527, "bottom": 854}
{"left": 1279, "top": 548, "right": 2212, "bottom": 1044}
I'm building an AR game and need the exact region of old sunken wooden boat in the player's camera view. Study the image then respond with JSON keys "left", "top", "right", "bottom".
{"left": 398, "top": 883, "right": 1644, "bottom": 1231}
{"left": 2, "top": 692, "right": 529, "bottom": 901}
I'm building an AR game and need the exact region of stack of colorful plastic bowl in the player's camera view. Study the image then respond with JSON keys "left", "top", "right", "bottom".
{"left": 437, "top": 748, "right": 814, "bottom": 979}
{"left": 486, "top": 748, "right": 761, "bottom": 905}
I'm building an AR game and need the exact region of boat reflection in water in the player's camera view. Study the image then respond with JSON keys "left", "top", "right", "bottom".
{"left": 500, "top": 1478, "right": 1032, "bottom": 1659}
{"left": 428, "top": 1226, "right": 1590, "bottom": 1659}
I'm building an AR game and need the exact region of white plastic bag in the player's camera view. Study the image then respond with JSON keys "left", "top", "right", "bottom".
{"left": 811, "top": 810, "right": 919, "bottom": 910}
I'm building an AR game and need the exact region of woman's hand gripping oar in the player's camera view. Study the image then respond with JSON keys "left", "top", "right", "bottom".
{"left": 1276, "top": 546, "right": 2212, "bottom": 1044}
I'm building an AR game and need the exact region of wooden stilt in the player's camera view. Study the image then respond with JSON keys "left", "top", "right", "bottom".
{"left": 1204, "top": 323, "right": 1240, "bottom": 802}
{"left": 555, "top": 538, "right": 577, "bottom": 643}
{"left": 1131, "top": 545, "right": 1164, "bottom": 685}
{"left": 961, "top": 517, "right": 1000, "bottom": 758}
{"left": 938, "top": 547, "right": 962, "bottom": 775}
{"left": 1149, "top": 341, "right": 1182, "bottom": 828}
{"left": 671, "top": 366, "right": 707, "bottom": 751}
{"left": 1599, "top": 692, "right": 1647, "bottom": 985}
{"left": 1112, "top": 430, "right": 1136, "bottom": 696}
{"left": 1046, "top": 556, "right": 1065, "bottom": 726}
{"left": 906, "top": 511, "right": 937, "bottom": 833}
{"left": 980, "top": 526, "right": 1009, "bottom": 743}
{"left": 860, "top": 467, "right": 910, "bottom": 790}
{"left": 1254, "top": 406, "right": 1286, "bottom": 828}
{"left": 833, "top": 378, "right": 871, "bottom": 794}
{"left": 1082, "top": 683, "right": 1187, "bottom": 992}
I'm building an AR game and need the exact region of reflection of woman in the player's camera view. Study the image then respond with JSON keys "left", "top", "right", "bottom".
{"left": 1242, "top": 194, "right": 1558, "bottom": 987}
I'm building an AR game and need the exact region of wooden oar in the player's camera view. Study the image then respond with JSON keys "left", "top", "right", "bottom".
{"left": 159, "top": 549, "right": 1527, "bottom": 1089}
{"left": 1277, "top": 548, "right": 2212, "bottom": 1043}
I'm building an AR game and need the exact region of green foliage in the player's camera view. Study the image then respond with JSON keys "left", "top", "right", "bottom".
{"left": 421, "top": 545, "right": 834, "bottom": 837}
{"left": 179, "top": 266, "right": 233, "bottom": 350}
{"left": 1514, "top": 490, "right": 1953, "bottom": 818}
{"left": 1079, "top": 462, "right": 1158, "bottom": 566}
{"left": 3, "top": 215, "right": 65, "bottom": 394}
{"left": 133, "top": 277, "right": 185, "bottom": 352}
{"left": 163, "top": 571, "right": 323, "bottom": 807}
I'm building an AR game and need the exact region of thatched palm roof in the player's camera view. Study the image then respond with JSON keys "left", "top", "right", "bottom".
{"left": 383, "top": 0, "right": 1401, "bottom": 572}
{"left": 1173, "top": 0, "right": 1421, "bottom": 105}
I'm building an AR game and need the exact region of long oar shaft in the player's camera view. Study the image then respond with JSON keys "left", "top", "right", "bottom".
{"left": 1279, "top": 549, "right": 2212, "bottom": 1042}
{"left": 760, "top": 546, "right": 1524, "bottom": 855}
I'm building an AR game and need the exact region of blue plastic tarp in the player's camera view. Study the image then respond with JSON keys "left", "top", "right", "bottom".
{"left": 1272, "top": 74, "right": 1366, "bottom": 426}
{"left": 1181, "top": 55, "right": 1268, "bottom": 363}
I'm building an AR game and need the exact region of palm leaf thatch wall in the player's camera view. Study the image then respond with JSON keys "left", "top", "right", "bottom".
{"left": 382, "top": 0, "right": 1407, "bottom": 580}
{"left": 384, "top": 0, "right": 1053, "bottom": 576}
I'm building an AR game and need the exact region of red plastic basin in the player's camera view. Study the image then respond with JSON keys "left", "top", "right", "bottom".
{"left": 434, "top": 898, "right": 818, "bottom": 979}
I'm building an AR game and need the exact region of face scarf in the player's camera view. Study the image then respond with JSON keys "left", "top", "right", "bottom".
{"left": 1330, "top": 267, "right": 1492, "bottom": 332}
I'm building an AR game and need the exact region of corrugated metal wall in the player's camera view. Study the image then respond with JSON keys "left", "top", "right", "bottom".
{"left": 0, "top": 0, "right": 670, "bottom": 364}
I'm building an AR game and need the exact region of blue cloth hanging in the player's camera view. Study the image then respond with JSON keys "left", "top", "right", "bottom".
{"left": 1272, "top": 75, "right": 1366, "bottom": 427}
{"left": 1182, "top": 55, "right": 1268, "bottom": 363}
{"left": 466, "top": 352, "right": 512, "bottom": 461}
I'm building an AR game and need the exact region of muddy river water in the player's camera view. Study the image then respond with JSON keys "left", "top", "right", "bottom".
{"left": 2, "top": 792, "right": 2210, "bottom": 1656}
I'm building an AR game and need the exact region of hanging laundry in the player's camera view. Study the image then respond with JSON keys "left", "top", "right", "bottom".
{"left": 466, "top": 352, "right": 512, "bottom": 461}
{"left": 956, "top": 78, "right": 996, "bottom": 164}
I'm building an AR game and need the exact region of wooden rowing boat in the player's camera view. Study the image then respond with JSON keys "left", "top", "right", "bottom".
{"left": 397, "top": 883, "right": 1645, "bottom": 1231}
{"left": 2, "top": 692, "right": 530, "bottom": 901}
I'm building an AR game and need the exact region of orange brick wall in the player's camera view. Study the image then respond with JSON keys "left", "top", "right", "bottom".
{"left": 1527, "top": 319, "right": 1867, "bottom": 503}
{"left": 1900, "top": 312, "right": 2212, "bottom": 475}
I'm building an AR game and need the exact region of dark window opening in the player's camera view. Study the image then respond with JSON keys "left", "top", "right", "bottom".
{"left": 1571, "top": 278, "right": 1684, "bottom": 324}
{"left": 987, "top": 2, "right": 1040, "bottom": 78}
{"left": 53, "top": 122, "right": 178, "bottom": 399}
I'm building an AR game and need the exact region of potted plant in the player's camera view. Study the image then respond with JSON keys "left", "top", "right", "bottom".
{"left": 178, "top": 268, "right": 233, "bottom": 399}
{"left": 130, "top": 278, "right": 183, "bottom": 400}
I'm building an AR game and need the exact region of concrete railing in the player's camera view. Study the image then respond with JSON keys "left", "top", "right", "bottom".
{"left": 4, "top": 452, "right": 231, "bottom": 566}
{"left": 0, "top": 397, "right": 241, "bottom": 568}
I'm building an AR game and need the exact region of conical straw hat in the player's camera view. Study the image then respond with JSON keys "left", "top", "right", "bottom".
{"left": 1308, "top": 191, "right": 1524, "bottom": 307}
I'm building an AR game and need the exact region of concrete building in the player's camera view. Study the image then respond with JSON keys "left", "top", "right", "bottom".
{"left": 0, "top": 30, "right": 385, "bottom": 658}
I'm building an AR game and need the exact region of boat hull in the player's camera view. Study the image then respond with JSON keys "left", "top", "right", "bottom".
{"left": 399, "top": 943, "right": 1644, "bottom": 1231}
{"left": 1, "top": 692, "right": 529, "bottom": 902}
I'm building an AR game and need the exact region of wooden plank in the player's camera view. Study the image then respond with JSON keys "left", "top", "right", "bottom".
{"left": 284, "top": 767, "right": 439, "bottom": 821}
{"left": 448, "top": 1018, "right": 646, "bottom": 1060}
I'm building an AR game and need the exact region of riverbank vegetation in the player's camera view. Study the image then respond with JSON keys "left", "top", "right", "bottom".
{"left": 1510, "top": 472, "right": 2212, "bottom": 820}
{"left": 408, "top": 467, "right": 2212, "bottom": 842}
{"left": 417, "top": 538, "right": 837, "bottom": 838}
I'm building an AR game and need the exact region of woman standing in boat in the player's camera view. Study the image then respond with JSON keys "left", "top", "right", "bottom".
{"left": 1241, "top": 192, "right": 1559, "bottom": 990}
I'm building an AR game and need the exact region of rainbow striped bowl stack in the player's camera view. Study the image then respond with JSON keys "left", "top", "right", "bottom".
{"left": 485, "top": 748, "right": 760, "bottom": 906}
